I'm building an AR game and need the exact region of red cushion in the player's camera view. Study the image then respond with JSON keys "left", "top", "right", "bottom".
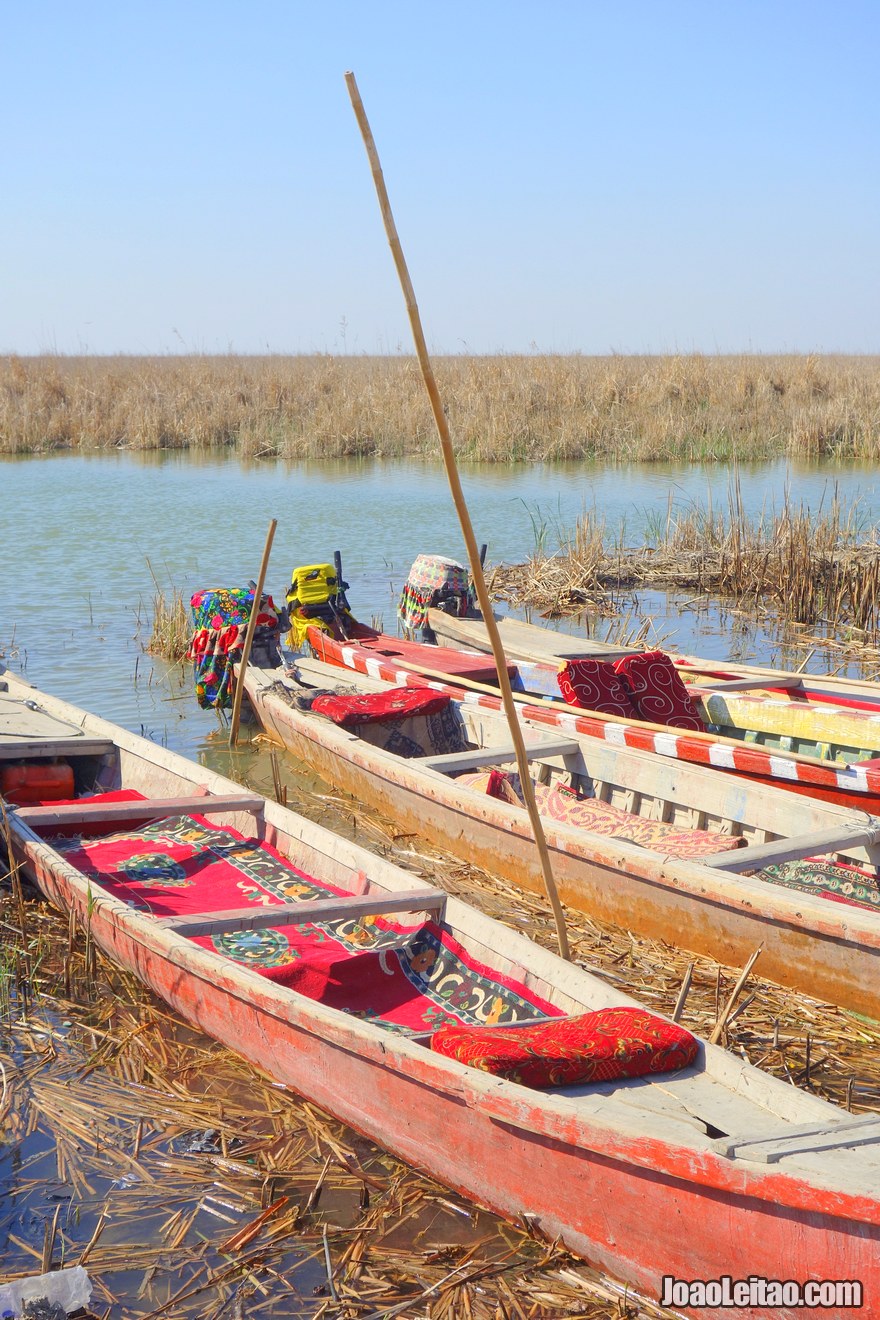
{"left": 613, "top": 651, "right": 706, "bottom": 731}
{"left": 431, "top": 1005, "right": 698, "bottom": 1087}
{"left": 556, "top": 659, "right": 640, "bottom": 718}
{"left": 310, "top": 687, "right": 451, "bottom": 729}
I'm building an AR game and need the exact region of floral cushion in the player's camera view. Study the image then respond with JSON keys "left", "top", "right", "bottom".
{"left": 613, "top": 651, "right": 706, "bottom": 731}
{"left": 533, "top": 783, "right": 744, "bottom": 857}
{"left": 557, "top": 658, "right": 640, "bottom": 718}
{"left": 310, "top": 688, "right": 451, "bottom": 729}
{"left": 454, "top": 775, "right": 743, "bottom": 858}
{"left": 431, "top": 1005, "right": 698, "bottom": 1087}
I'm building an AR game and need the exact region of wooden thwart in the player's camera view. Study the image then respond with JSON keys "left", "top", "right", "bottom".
{"left": 690, "top": 675, "right": 804, "bottom": 696}
{"left": 713, "top": 1114, "right": 880, "bottom": 1163}
{"left": 0, "top": 737, "right": 115, "bottom": 760}
{"left": 15, "top": 793, "right": 265, "bottom": 830}
{"left": 701, "top": 822, "right": 880, "bottom": 872}
{"left": 158, "top": 886, "right": 447, "bottom": 938}
{"left": 420, "top": 736, "right": 579, "bottom": 774}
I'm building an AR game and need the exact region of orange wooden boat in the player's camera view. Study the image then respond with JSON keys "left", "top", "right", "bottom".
{"left": 3, "top": 666, "right": 880, "bottom": 1318}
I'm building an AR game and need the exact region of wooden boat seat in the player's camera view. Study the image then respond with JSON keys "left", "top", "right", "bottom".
{"left": 14, "top": 793, "right": 266, "bottom": 831}
{"left": 701, "top": 821, "right": 880, "bottom": 872}
{"left": 712, "top": 1114, "right": 880, "bottom": 1163}
{"left": 157, "top": 886, "right": 447, "bottom": 939}
{"left": 687, "top": 675, "right": 804, "bottom": 695}
{"left": 419, "top": 736, "right": 580, "bottom": 774}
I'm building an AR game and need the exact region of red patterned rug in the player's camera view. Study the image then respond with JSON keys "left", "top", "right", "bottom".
{"left": 52, "top": 816, "right": 560, "bottom": 1036}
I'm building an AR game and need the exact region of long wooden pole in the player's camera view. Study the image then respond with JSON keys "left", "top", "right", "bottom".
{"left": 230, "top": 518, "right": 277, "bottom": 746}
{"left": 345, "top": 72, "right": 570, "bottom": 960}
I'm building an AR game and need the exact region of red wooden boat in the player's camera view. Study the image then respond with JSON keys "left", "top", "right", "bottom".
{"left": 3, "top": 666, "right": 880, "bottom": 1317}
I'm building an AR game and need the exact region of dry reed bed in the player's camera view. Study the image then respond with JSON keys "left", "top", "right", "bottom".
{"left": 3, "top": 353, "right": 880, "bottom": 462}
{"left": 4, "top": 765, "right": 880, "bottom": 1318}
{"left": 491, "top": 486, "right": 880, "bottom": 649}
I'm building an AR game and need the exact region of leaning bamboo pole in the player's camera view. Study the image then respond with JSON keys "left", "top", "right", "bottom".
{"left": 345, "top": 71, "right": 570, "bottom": 960}
{"left": 230, "top": 518, "right": 277, "bottom": 746}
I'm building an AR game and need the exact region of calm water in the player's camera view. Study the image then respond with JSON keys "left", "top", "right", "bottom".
{"left": 2, "top": 451, "right": 880, "bottom": 763}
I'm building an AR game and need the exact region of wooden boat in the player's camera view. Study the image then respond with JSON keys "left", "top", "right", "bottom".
{"left": 5, "top": 672, "right": 880, "bottom": 1316}
{"left": 243, "top": 653, "right": 880, "bottom": 1020}
{"left": 307, "top": 616, "right": 880, "bottom": 812}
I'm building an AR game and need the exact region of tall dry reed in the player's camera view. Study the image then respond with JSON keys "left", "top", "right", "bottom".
{"left": 495, "top": 485, "right": 880, "bottom": 646}
{"left": 2, "top": 352, "right": 879, "bottom": 462}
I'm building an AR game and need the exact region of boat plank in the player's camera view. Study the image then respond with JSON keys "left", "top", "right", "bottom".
{"left": 419, "top": 736, "right": 579, "bottom": 773}
{"left": 157, "top": 886, "right": 447, "bottom": 937}
{"left": 702, "top": 823, "right": 880, "bottom": 872}
{"left": 15, "top": 793, "right": 265, "bottom": 829}
{"left": 713, "top": 1115, "right": 880, "bottom": 1163}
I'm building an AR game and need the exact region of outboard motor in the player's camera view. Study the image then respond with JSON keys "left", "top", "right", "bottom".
{"left": 398, "top": 553, "right": 479, "bottom": 641}
{"left": 188, "top": 586, "right": 282, "bottom": 709}
{"left": 286, "top": 552, "right": 353, "bottom": 651}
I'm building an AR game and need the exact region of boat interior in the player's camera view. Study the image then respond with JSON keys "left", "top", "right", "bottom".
{"left": 259, "top": 657, "right": 880, "bottom": 907}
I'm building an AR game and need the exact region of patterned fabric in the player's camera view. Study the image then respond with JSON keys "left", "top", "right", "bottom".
{"left": 268, "top": 679, "right": 467, "bottom": 759}
{"left": 53, "top": 816, "right": 560, "bottom": 1034}
{"left": 310, "top": 687, "right": 452, "bottom": 729}
{"left": 398, "top": 555, "right": 474, "bottom": 635}
{"left": 431, "top": 1006, "right": 698, "bottom": 1087}
{"left": 612, "top": 651, "right": 706, "bottom": 731}
{"left": 456, "top": 767, "right": 524, "bottom": 805}
{"left": 759, "top": 857, "right": 880, "bottom": 912}
{"left": 533, "top": 783, "right": 743, "bottom": 857}
{"left": 455, "top": 774, "right": 744, "bottom": 859}
{"left": 188, "top": 587, "right": 280, "bottom": 709}
{"left": 557, "top": 659, "right": 640, "bottom": 718}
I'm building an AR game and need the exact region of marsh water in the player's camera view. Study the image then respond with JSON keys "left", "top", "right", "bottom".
{"left": 4, "top": 451, "right": 880, "bottom": 764}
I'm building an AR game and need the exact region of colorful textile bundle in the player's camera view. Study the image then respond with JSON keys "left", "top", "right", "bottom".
{"left": 188, "top": 587, "right": 280, "bottom": 709}
{"left": 431, "top": 1006, "right": 698, "bottom": 1087}
{"left": 398, "top": 555, "right": 474, "bottom": 636}
{"left": 557, "top": 651, "right": 706, "bottom": 732}
{"left": 310, "top": 687, "right": 452, "bottom": 729}
{"left": 52, "top": 815, "right": 560, "bottom": 1035}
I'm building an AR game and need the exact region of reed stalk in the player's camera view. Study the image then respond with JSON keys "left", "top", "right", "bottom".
{"left": 146, "top": 559, "right": 191, "bottom": 660}
{"left": 496, "top": 487, "right": 880, "bottom": 647}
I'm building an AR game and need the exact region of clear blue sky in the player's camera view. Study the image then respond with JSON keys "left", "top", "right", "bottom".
{"left": 2, "top": 2, "right": 878, "bottom": 356}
